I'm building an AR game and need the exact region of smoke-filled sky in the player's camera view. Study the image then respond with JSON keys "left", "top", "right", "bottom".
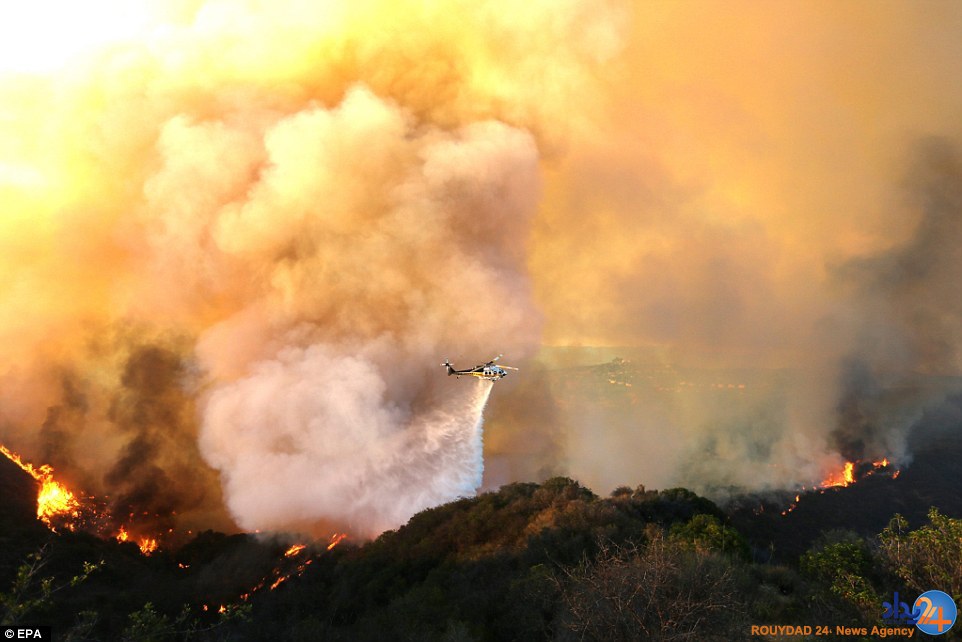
{"left": 1, "top": 0, "right": 960, "bottom": 537}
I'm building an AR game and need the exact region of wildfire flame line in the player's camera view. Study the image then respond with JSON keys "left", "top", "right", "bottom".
{"left": 781, "top": 458, "right": 899, "bottom": 516}
{"left": 1, "top": 444, "right": 81, "bottom": 530}
{"left": 328, "top": 533, "right": 347, "bottom": 550}
{"left": 239, "top": 532, "right": 348, "bottom": 602}
{"left": 0, "top": 443, "right": 166, "bottom": 555}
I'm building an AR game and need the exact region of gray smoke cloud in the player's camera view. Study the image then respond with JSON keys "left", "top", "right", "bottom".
{"left": 829, "top": 138, "right": 962, "bottom": 465}
{"left": 503, "top": 138, "right": 962, "bottom": 498}
{"left": 503, "top": 3, "right": 962, "bottom": 495}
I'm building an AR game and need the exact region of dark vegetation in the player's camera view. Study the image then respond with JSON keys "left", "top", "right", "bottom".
{"left": 3, "top": 463, "right": 962, "bottom": 641}
{"left": 2, "top": 396, "right": 961, "bottom": 640}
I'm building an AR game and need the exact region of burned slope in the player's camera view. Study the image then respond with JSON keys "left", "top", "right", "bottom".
{"left": 0, "top": 457, "right": 306, "bottom": 638}
{"left": 730, "top": 391, "right": 962, "bottom": 561}
{"left": 0, "top": 467, "right": 742, "bottom": 640}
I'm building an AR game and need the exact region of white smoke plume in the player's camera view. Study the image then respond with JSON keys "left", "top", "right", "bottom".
{"left": 0, "top": 0, "right": 623, "bottom": 538}
{"left": 185, "top": 87, "right": 543, "bottom": 536}
{"left": 203, "top": 347, "right": 494, "bottom": 537}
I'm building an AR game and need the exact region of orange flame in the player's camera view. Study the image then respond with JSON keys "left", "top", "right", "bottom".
{"left": 139, "top": 538, "right": 158, "bottom": 555}
{"left": 780, "top": 493, "right": 803, "bottom": 517}
{"left": 1, "top": 444, "right": 81, "bottom": 530}
{"left": 784, "top": 457, "right": 898, "bottom": 519}
{"left": 821, "top": 461, "right": 855, "bottom": 488}
{"left": 249, "top": 535, "right": 339, "bottom": 598}
{"left": 116, "top": 525, "right": 158, "bottom": 555}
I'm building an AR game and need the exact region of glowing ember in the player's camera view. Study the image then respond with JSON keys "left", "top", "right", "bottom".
{"left": 327, "top": 533, "right": 347, "bottom": 550}
{"left": 821, "top": 461, "right": 855, "bottom": 488}
{"left": 284, "top": 544, "right": 306, "bottom": 558}
{"left": 1, "top": 444, "right": 81, "bottom": 530}
{"left": 780, "top": 494, "right": 803, "bottom": 517}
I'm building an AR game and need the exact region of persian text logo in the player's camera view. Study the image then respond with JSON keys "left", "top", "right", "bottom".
{"left": 914, "top": 590, "right": 957, "bottom": 636}
{"left": 882, "top": 591, "right": 919, "bottom": 624}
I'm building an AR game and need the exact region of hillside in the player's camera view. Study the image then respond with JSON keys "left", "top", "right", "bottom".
{"left": 3, "top": 452, "right": 961, "bottom": 640}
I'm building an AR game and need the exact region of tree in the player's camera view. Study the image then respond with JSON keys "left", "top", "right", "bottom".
{"left": 121, "top": 601, "right": 251, "bottom": 642}
{"left": 669, "top": 514, "right": 750, "bottom": 561}
{"left": 554, "top": 534, "right": 746, "bottom": 641}
{"left": 878, "top": 508, "right": 962, "bottom": 602}
{"left": 0, "top": 546, "right": 101, "bottom": 628}
{"left": 121, "top": 603, "right": 178, "bottom": 642}
{"left": 799, "top": 533, "right": 878, "bottom": 611}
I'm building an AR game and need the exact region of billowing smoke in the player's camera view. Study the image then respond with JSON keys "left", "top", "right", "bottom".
{"left": 503, "top": 2, "right": 962, "bottom": 495}
{"left": 0, "top": 0, "right": 623, "bottom": 537}
{"left": 203, "top": 355, "right": 494, "bottom": 536}
{"left": 830, "top": 139, "right": 962, "bottom": 464}
{"left": 182, "top": 90, "right": 545, "bottom": 538}
{"left": 2, "top": 0, "right": 961, "bottom": 533}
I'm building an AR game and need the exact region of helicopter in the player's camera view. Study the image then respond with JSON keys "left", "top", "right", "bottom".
{"left": 441, "top": 354, "right": 518, "bottom": 381}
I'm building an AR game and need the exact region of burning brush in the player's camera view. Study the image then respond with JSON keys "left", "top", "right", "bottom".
{"left": 780, "top": 458, "right": 900, "bottom": 516}
{"left": 237, "top": 533, "right": 348, "bottom": 601}
{"left": 1, "top": 444, "right": 82, "bottom": 530}
{"left": 1, "top": 443, "right": 163, "bottom": 554}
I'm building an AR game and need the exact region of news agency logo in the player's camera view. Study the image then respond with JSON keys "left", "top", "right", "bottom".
{"left": 882, "top": 591, "right": 919, "bottom": 624}
{"left": 914, "top": 590, "right": 956, "bottom": 636}
{"left": 882, "top": 590, "right": 957, "bottom": 635}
